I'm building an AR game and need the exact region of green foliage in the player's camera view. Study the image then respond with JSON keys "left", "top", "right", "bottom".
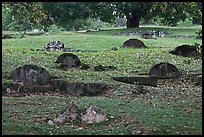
{"left": 42, "top": 2, "right": 92, "bottom": 29}
{"left": 151, "top": 2, "right": 202, "bottom": 27}
{"left": 2, "top": 2, "right": 47, "bottom": 31}
{"left": 2, "top": 3, "right": 13, "bottom": 30}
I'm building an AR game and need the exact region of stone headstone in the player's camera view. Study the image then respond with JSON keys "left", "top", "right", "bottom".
{"left": 9, "top": 64, "right": 50, "bottom": 86}
{"left": 122, "top": 39, "right": 147, "bottom": 48}
{"left": 169, "top": 45, "right": 200, "bottom": 57}
{"left": 148, "top": 62, "right": 180, "bottom": 79}
{"left": 56, "top": 53, "right": 81, "bottom": 69}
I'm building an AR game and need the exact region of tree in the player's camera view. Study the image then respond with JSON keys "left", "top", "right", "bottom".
{"left": 42, "top": 2, "right": 154, "bottom": 29}
{"left": 113, "top": 2, "right": 153, "bottom": 28}
{"left": 42, "top": 2, "right": 202, "bottom": 29}
{"left": 2, "top": 3, "right": 12, "bottom": 30}
{"left": 2, "top": 2, "right": 47, "bottom": 32}
{"left": 42, "top": 2, "right": 94, "bottom": 29}
{"left": 151, "top": 2, "right": 202, "bottom": 26}
{"left": 185, "top": 2, "right": 202, "bottom": 25}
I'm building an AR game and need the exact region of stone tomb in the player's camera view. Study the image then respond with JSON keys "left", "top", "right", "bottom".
{"left": 55, "top": 53, "right": 81, "bottom": 70}
{"left": 9, "top": 64, "right": 51, "bottom": 86}
{"left": 122, "top": 39, "right": 147, "bottom": 48}
{"left": 44, "top": 41, "right": 66, "bottom": 51}
{"left": 148, "top": 62, "right": 180, "bottom": 79}
{"left": 169, "top": 45, "right": 201, "bottom": 57}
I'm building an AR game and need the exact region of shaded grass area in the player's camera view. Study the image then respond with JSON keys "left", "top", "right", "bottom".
{"left": 2, "top": 25, "right": 202, "bottom": 135}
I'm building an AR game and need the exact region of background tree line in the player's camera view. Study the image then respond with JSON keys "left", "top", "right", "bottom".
{"left": 2, "top": 2, "right": 202, "bottom": 32}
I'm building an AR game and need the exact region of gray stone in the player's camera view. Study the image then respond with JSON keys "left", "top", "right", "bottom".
{"left": 112, "top": 76, "right": 158, "bottom": 87}
{"left": 169, "top": 45, "right": 201, "bottom": 57}
{"left": 65, "top": 83, "right": 85, "bottom": 96}
{"left": 9, "top": 64, "right": 51, "bottom": 86}
{"left": 122, "top": 39, "right": 147, "bottom": 48}
{"left": 82, "top": 104, "right": 106, "bottom": 124}
{"left": 49, "top": 79, "right": 66, "bottom": 91}
{"left": 142, "top": 33, "right": 157, "bottom": 39}
{"left": 56, "top": 53, "right": 81, "bottom": 70}
{"left": 85, "top": 83, "right": 107, "bottom": 96}
{"left": 44, "top": 41, "right": 65, "bottom": 51}
{"left": 65, "top": 82, "right": 107, "bottom": 96}
{"left": 192, "top": 75, "right": 202, "bottom": 86}
{"left": 148, "top": 62, "right": 180, "bottom": 79}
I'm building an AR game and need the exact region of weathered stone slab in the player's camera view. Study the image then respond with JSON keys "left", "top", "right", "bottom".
{"left": 112, "top": 76, "right": 158, "bottom": 87}
{"left": 192, "top": 74, "right": 202, "bottom": 86}
{"left": 65, "top": 83, "right": 85, "bottom": 96}
{"left": 20, "top": 85, "right": 53, "bottom": 93}
{"left": 82, "top": 104, "right": 107, "bottom": 124}
{"left": 9, "top": 64, "right": 51, "bottom": 86}
{"left": 53, "top": 101, "right": 81, "bottom": 124}
{"left": 169, "top": 45, "right": 201, "bottom": 57}
{"left": 122, "top": 38, "right": 147, "bottom": 48}
{"left": 142, "top": 33, "right": 157, "bottom": 39}
{"left": 48, "top": 79, "right": 66, "bottom": 91}
{"left": 148, "top": 62, "right": 180, "bottom": 79}
{"left": 85, "top": 83, "right": 107, "bottom": 96}
{"left": 65, "top": 82, "right": 107, "bottom": 96}
{"left": 44, "top": 41, "right": 66, "bottom": 51}
{"left": 50, "top": 101, "right": 107, "bottom": 125}
{"left": 56, "top": 53, "right": 81, "bottom": 70}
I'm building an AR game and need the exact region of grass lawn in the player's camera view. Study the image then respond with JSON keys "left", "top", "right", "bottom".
{"left": 2, "top": 25, "right": 202, "bottom": 135}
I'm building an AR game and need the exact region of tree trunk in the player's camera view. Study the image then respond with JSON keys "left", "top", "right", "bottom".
{"left": 126, "top": 16, "right": 140, "bottom": 28}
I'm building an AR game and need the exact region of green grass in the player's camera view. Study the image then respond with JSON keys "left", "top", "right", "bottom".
{"left": 2, "top": 25, "right": 202, "bottom": 135}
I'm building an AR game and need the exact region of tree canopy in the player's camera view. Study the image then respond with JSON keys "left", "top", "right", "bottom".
{"left": 2, "top": 2, "right": 202, "bottom": 31}
{"left": 2, "top": 2, "right": 47, "bottom": 31}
